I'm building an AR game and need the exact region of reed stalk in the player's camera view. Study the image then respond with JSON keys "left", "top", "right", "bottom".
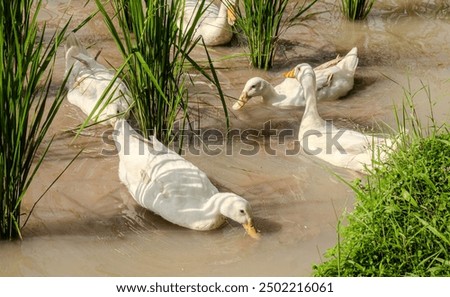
{"left": 0, "top": 0, "right": 70, "bottom": 239}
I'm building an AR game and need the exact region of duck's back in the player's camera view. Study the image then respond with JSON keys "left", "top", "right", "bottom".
{"left": 316, "top": 47, "right": 359, "bottom": 100}
{"left": 67, "top": 64, "right": 114, "bottom": 111}
{"left": 113, "top": 120, "right": 219, "bottom": 222}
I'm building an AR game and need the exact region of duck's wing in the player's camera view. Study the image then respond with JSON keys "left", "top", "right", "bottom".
{"left": 67, "top": 67, "right": 115, "bottom": 112}
{"left": 331, "top": 129, "right": 371, "bottom": 155}
{"left": 337, "top": 129, "right": 394, "bottom": 156}
{"left": 314, "top": 61, "right": 342, "bottom": 90}
{"left": 130, "top": 137, "right": 219, "bottom": 220}
{"left": 314, "top": 54, "right": 343, "bottom": 71}
{"left": 314, "top": 47, "right": 358, "bottom": 91}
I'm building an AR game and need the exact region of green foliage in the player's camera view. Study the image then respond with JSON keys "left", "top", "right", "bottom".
{"left": 341, "top": 0, "right": 375, "bottom": 21}
{"left": 94, "top": 0, "right": 228, "bottom": 144}
{"left": 313, "top": 84, "right": 450, "bottom": 276}
{"left": 0, "top": 0, "right": 70, "bottom": 239}
{"left": 233, "top": 0, "right": 318, "bottom": 70}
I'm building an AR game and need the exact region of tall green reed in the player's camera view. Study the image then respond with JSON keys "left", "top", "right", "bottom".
{"left": 233, "top": 0, "right": 318, "bottom": 70}
{"left": 94, "top": 0, "right": 228, "bottom": 144}
{"left": 341, "top": 0, "right": 375, "bottom": 20}
{"left": 0, "top": 0, "right": 70, "bottom": 239}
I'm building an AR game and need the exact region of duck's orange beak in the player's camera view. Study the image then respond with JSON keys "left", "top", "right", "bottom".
{"left": 283, "top": 68, "right": 296, "bottom": 78}
{"left": 227, "top": 8, "right": 236, "bottom": 25}
{"left": 243, "top": 219, "right": 260, "bottom": 239}
{"left": 232, "top": 91, "right": 249, "bottom": 110}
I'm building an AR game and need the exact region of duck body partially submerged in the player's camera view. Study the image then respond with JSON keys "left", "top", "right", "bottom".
{"left": 64, "top": 33, "right": 132, "bottom": 125}
{"left": 233, "top": 47, "right": 359, "bottom": 110}
{"left": 294, "top": 63, "right": 393, "bottom": 173}
{"left": 183, "top": 0, "right": 236, "bottom": 46}
{"left": 113, "top": 120, "right": 260, "bottom": 238}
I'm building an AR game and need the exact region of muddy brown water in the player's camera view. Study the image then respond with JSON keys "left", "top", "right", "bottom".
{"left": 1, "top": 0, "right": 449, "bottom": 276}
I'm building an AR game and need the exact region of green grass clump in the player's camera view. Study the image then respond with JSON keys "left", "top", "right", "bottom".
{"left": 313, "top": 86, "right": 450, "bottom": 276}
{"left": 234, "top": 0, "right": 318, "bottom": 70}
{"left": 0, "top": 0, "right": 70, "bottom": 239}
{"left": 341, "top": 0, "right": 375, "bottom": 20}
{"left": 94, "top": 0, "right": 227, "bottom": 143}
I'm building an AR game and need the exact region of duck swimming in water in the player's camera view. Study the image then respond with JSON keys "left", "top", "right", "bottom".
{"left": 64, "top": 33, "right": 132, "bottom": 126}
{"left": 233, "top": 47, "right": 359, "bottom": 110}
{"left": 113, "top": 119, "right": 260, "bottom": 238}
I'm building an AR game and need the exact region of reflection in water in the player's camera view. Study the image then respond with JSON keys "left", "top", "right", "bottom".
{"left": 1, "top": 0, "right": 449, "bottom": 276}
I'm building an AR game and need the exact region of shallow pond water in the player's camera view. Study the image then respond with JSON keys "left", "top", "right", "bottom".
{"left": 1, "top": 0, "right": 449, "bottom": 276}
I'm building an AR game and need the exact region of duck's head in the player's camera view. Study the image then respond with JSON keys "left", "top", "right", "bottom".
{"left": 217, "top": 193, "right": 260, "bottom": 239}
{"left": 232, "top": 77, "right": 267, "bottom": 110}
{"left": 284, "top": 63, "right": 315, "bottom": 88}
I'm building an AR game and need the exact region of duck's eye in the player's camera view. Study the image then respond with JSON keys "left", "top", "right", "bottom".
{"left": 250, "top": 85, "right": 256, "bottom": 89}
{"left": 239, "top": 209, "right": 245, "bottom": 214}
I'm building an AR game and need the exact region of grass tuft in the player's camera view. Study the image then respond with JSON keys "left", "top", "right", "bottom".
{"left": 0, "top": 0, "right": 70, "bottom": 239}
{"left": 233, "top": 0, "right": 318, "bottom": 70}
{"left": 93, "top": 0, "right": 228, "bottom": 144}
{"left": 341, "top": 0, "right": 376, "bottom": 21}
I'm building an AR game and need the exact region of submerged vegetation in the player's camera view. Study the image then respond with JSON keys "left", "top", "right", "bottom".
{"left": 0, "top": 0, "right": 70, "bottom": 239}
{"left": 94, "top": 0, "right": 228, "bottom": 144}
{"left": 233, "top": 0, "right": 318, "bottom": 70}
{"left": 313, "top": 85, "right": 450, "bottom": 276}
{"left": 341, "top": 0, "right": 376, "bottom": 20}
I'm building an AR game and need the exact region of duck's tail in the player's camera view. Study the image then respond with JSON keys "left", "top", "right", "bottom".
{"left": 337, "top": 47, "right": 359, "bottom": 73}
{"left": 113, "top": 120, "right": 169, "bottom": 156}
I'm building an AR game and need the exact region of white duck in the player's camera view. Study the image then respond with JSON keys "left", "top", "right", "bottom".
{"left": 183, "top": 0, "right": 236, "bottom": 46}
{"left": 294, "top": 63, "right": 393, "bottom": 173}
{"left": 232, "top": 47, "right": 359, "bottom": 110}
{"left": 113, "top": 119, "right": 260, "bottom": 238}
{"left": 64, "top": 33, "right": 132, "bottom": 126}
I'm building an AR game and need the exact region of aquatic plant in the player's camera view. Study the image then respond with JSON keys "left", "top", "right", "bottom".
{"left": 313, "top": 84, "right": 450, "bottom": 276}
{"left": 0, "top": 0, "right": 70, "bottom": 239}
{"left": 233, "top": 0, "right": 318, "bottom": 70}
{"left": 93, "top": 0, "right": 228, "bottom": 144}
{"left": 341, "top": 0, "right": 375, "bottom": 20}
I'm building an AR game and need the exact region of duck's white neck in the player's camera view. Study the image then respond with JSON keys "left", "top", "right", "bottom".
{"left": 261, "top": 81, "right": 284, "bottom": 104}
{"left": 215, "top": 1, "right": 232, "bottom": 27}
{"left": 209, "top": 192, "right": 232, "bottom": 213}
{"left": 218, "top": 1, "right": 228, "bottom": 17}
{"left": 191, "top": 192, "right": 235, "bottom": 229}
{"left": 301, "top": 72, "right": 324, "bottom": 129}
